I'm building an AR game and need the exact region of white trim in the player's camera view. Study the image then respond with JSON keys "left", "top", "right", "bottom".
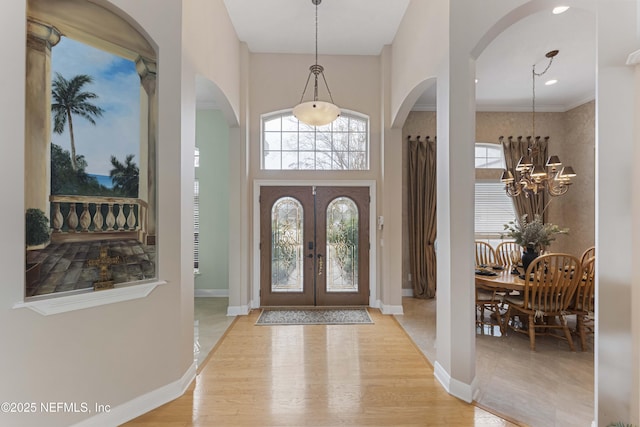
{"left": 433, "top": 361, "right": 478, "bottom": 404}
{"left": 227, "top": 305, "right": 249, "bottom": 316}
{"left": 402, "top": 288, "right": 414, "bottom": 297}
{"left": 194, "top": 288, "right": 229, "bottom": 297}
{"left": 13, "top": 280, "right": 167, "bottom": 316}
{"left": 252, "top": 180, "right": 377, "bottom": 308}
{"left": 378, "top": 301, "right": 404, "bottom": 315}
{"left": 70, "top": 361, "right": 196, "bottom": 427}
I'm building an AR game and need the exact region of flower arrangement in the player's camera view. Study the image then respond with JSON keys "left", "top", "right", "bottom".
{"left": 503, "top": 214, "right": 568, "bottom": 253}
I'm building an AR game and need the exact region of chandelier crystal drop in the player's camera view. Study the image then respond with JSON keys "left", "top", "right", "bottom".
{"left": 501, "top": 50, "right": 576, "bottom": 198}
{"left": 292, "top": 0, "right": 340, "bottom": 127}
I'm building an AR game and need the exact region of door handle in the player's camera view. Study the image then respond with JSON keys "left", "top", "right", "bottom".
{"left": 317, "top": 254, "right": 323, "bottom": 276}
{"left": 307, "top": 253, "right": 314, "bottom": 258}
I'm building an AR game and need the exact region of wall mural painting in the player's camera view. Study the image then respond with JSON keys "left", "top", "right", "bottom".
{"left": 25, "top": 2, "right": 158, "bottom": 298}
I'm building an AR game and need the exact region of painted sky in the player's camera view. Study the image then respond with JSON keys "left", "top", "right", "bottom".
{"left": 51, "top": 37, "right": 140, "bottom": 175}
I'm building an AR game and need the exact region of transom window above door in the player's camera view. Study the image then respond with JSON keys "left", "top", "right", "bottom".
{"left": 261, "top": 111, "right": 369, "bottom": 171}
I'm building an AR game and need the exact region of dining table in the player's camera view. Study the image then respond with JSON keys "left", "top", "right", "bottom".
{"left": 475, "top": 267, "right": 525, "bottom": 294}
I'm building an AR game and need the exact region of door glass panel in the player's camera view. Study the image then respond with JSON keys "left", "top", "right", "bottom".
{"left": 271, "top": 197, "right": 304, "bottom": 292}
{"left": 326, "top": 197, "right": 359, "bottom": 292}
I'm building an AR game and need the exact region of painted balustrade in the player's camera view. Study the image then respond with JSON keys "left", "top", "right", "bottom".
{"left": 49, "top": 195, "right": 148, "bottom": 244}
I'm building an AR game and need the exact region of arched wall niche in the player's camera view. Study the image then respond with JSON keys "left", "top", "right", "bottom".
{"left": 28, "top": 0, "right": 156, "bottom": 61}
{"left": 24, "top": 0, "right": 161, "bottom": 298}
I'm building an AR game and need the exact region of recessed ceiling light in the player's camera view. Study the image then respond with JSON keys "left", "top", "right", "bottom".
{"left": 552, "top": 6, "right": 570, "bottom": 14}
{"left": 545, "top": 79, "right": 558, "bottom": 86}
{"left": 475, "top": 79, "right": 479, "bottom": 84}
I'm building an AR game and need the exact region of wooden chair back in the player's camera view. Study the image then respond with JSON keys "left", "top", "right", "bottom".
{"left": 523, "top": 253, "right": 582, "bottom": 312}
{"left": 572, "top": 256, "right": 595, "bottom": 313}
{"left": 475, "top": 241, "right": 496, "bottom": 267}
{"left": 496, "top": 241, "right": 521, "bottom": 267}
{"left": 580, "top": 246, "right": 595, "bottom": 266}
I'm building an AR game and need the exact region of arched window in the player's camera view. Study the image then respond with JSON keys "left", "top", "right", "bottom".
{"left": 261, "top": 111, "right": 369, "bottom": 170}
{"left": 475, "top": 142, "right": 505, "bottom": 169}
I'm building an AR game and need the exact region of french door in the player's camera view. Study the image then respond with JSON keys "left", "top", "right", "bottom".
{"left": 260, "top": 186, "right": 370, "bottom": 306}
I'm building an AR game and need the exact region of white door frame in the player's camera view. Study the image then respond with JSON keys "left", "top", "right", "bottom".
{"left": 252, "top": 179, "right": 378, "bottom": 308}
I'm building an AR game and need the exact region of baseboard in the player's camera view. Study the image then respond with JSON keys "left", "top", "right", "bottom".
{"left": 433, "top": 361, "right": 477, "bottom": 403}
{"left": 378, "top": 301, "right": 404, "bottom": 315}
{"left": 194, "top": 289, "right": 229, "bottom": 297}
{"left": 402, "top": 288, "right": 414, "bottom": 297}
{"left": 70, "top": 361, "right": 196, "bottom": 427}
{"left": 227, "top": 305, "right": 250, "bottom": 316}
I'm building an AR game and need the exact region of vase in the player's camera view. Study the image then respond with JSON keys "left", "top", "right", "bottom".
{"left": 521, "top": 246, "right": 539, "bottom": 274}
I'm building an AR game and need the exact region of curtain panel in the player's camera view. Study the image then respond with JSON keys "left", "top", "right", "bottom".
{"left": 407, "top": 136, "right": 437, "bottom": 299}
{"left": 500, "top": 136, "right": 548, "bottom": 223}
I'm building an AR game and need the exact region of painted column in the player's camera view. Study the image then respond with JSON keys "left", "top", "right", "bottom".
{"left": 25, "top": 19, "right": 60, "bottom": 218}
{"left": 434, "top": 2, "right": 477, "bottom": 403}
{"left": 136, "top": 56, "right": 157, "bottom": 245}
{"left": 596, "top": 2, "right": 637, "bottom": 425}
{"left": 631, "top": 48, "right": 640, "bottom": 427}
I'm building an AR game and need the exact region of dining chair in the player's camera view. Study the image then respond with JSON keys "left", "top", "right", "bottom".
{"left": 504, "top": 253, "right": 582, "bottom": 351}
{"left": 474, "top": 241, "right": 504, "bottom": 333}
{"left": 568, "top": 256, "right": 595, "bottom": 351}
{"left": 580, "top": 245, "right": 595, "bottom": 266}
{"left": 475, "top": 241, "right": 497, "bottom": 267}
{"left": 476, "top": 283, "right": 505, "bottom": 334}
{"left": 496, "top": 241, "right": 521, "bottom": 267}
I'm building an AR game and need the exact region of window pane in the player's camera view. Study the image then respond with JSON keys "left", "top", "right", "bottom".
{"left": 332, "top": 152, "right": 349, "bottom": 170}
{"left": 299, "top": 132, "right": 315, "bottom": 150}
{"left": 326, "top": 197, "right": 358, "bottom": 292}
{"left": 316, "top": 133, "right": 332, "bottom": 151}
{"left": 264, "top": 132, "right": 282, "bottom": 151}
{"left": 271, "top": 197, "right": 304, "bottom": 292}
{"left": 282, "top": 132, "right": 298, "bottom": 150}
{"left": 350, "top": 118, "right": 366, "bottom": 132}
{"left": 332, "top": 116, "right": 349, "bottom": 132}
{"left": 316, "top": 152, "right": 332, "bottom": 170}
{"left": 264, "top": 151, "right": 281, "bottom": 170}
{"left": 349, "top": 133, "right": 366, "bottom": 151}
{"left": 264, "top": 117, "right": 281, "bottom": 132}
{"left": 333, "top": 133, "right": 348, "bottom": 151}
{"left": 299, "top": 151, "right": 315, "bottom": 170}
{"left": 282, "top": 115, "right": 298, "bottom": 131}
{"left": 282, "top": 151, "right": 299, "bottom": 170}
{"left": 349, "top": 152, "right": 367, "bottom": 170}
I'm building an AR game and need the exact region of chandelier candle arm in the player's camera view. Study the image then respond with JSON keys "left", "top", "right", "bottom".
{"left": 292, "top": 0, "right": 340, "bottom": 127}
{"left": 501, "top": 50, "right": 577, "bottom": 199}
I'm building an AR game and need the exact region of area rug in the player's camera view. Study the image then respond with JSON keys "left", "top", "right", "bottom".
{"left": 256, "top": 308, "right": 373, "bottom": 325}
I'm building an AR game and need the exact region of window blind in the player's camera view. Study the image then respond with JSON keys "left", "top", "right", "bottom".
{"left": 475, "top": 182, "right": 517, "bottom": 236}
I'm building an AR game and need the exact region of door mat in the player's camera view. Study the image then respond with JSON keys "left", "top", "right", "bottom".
{"left": 256, "top": 308, "right": 373, "bottom": 325}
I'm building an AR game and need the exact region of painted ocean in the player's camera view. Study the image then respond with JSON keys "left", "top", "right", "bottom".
{"left": 88, "top": 174, "right": 114, "bottom": 189}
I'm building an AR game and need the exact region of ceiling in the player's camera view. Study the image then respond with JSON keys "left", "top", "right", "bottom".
{"left": 212, "top": 1, "right": 595, "bottom": 113}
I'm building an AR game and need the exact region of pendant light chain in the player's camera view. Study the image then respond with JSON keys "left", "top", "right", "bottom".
{"left": 313, "top": 0, "right": 319, "bottom": 102}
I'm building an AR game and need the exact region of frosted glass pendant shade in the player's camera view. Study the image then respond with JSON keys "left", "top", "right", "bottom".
{"left": 293, "top": 101, "right": 340, "bottom": 127}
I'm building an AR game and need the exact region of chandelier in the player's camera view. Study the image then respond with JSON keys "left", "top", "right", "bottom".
{"left": 500, "top": 50, "right": 576, "bottom": 197}
{"left": 292, "top": 0, "right": 340, "bottom": 127}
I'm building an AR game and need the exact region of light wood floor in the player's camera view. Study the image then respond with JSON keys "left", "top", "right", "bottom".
{"left": 124, "top": 308, "right": 520, "bottom": 427}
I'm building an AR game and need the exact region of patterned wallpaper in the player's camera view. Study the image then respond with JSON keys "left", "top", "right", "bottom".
{"left": 400, "top": 102, "right": 595, "bottom": 291}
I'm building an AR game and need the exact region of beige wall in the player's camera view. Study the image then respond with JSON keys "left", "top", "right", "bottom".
{"left": 401, "top": 104, "right": 595, "bottom": 289}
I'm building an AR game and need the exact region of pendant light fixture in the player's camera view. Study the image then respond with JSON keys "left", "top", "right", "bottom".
{"left": 292, "top": 0, "right": 340, "bottom": 127}
{"left": 501, "top": 50, "right": 576, "bottom": 198}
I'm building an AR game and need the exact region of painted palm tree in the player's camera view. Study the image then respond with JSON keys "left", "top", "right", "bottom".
{"left": 51, "top": 73, "right": 104, "bottom": 171}
{"left": 110, "top": 154, "right": 139, "bottom": 198}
